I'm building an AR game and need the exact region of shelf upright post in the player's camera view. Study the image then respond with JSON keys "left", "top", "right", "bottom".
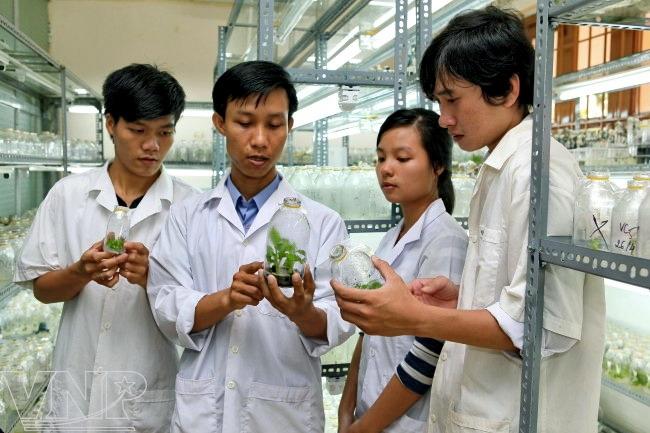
{"left": 60, "top": 67, "right": 69, "bottom": 175}
{"left": 212, "top": 26, "right": 228, "bottom": 187}
{"left": 389, "top": 0, "right": 409, "bottom": 225}
{"left": 415, "top": 0, "right": 433, "bottom": 110}
{"left": 314, "top": 33, "right": 328, "bottom": 166}
{"left": 520, "top": 1, "right": 555, "bottom": 432}
{"left": 394, "top": 0, "right": 408, "bottom": 111}
{"left": 257, "top": 0, "right": 274, "bottom": 61}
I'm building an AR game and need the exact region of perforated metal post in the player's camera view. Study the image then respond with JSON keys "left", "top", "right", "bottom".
{"left": 520, "top": 1, "right": 554, "bottom": 432}
{"left": 60, "top": 67, "right": 68, "bottom": 175}
{"left": 96, "top": 110, "right": 104, "bottom": 161}
{"left": 314, "top": 33, "right": 328, "bottom": 166}
{"left": 393, "top": 0, "right": 408, "bottom": 110}
{"left": 212, "top": 26, "right": 228, "bottom": 187}
{"left": 257, "top": 0, "right": 274, "bottom": 61}
{"left": 342, "top": 135, "right": 350, "bottom": 166}
{"left": 416, "top": 0, "right": 433, "bottom": 109}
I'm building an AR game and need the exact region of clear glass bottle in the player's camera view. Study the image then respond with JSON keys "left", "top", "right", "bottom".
{"left": 103, "top": 206, "right": 130, "bottom": 254}
{"left": 265, "top": 197, "right": 310, "bottom": 287}
{"left": 572, "top": 171, "right": 616, "bottom": 251}
{"left": 329, "top": 242, "right": 382, "bottom": 289}
{"left": 637, "top": 188, "right": 650, "bottom": 259}
{"left": 610, "top": 180, "right": 647, "bottom": 256}
{"left": 0, "top": 239, "right": 15, "bottom": 287}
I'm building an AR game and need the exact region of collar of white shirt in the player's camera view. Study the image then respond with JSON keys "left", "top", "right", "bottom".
{"left": 203, "top": 169, "right": 302, "bottom": 238}
{"left": 386, "top": 198, "right": 447, "bottom": 264}
{"left": 483, "top": 115, "right": 533, "bottom": 171}
{"left": 88, "top": 161, "right": 174, "bottom": 220}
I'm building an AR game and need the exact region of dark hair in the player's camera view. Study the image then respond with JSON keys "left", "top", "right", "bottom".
{"left": 212, "top": 61, "right": 298, "bottom": 119}
{"left": 376, "top": 108, "right": 455, "bottom": 214}
{"left": 102, "top": 64, "right": 185, "bottom": 124}
{"left": 419, "top": 6, "right": 533, "bottom": 110}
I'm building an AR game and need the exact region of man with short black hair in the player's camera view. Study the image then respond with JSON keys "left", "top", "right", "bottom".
{"left": 147, "top": 60, "right": 354, "bottom": 433}
{"left": 15, "top": 63, "right": 198, "bottom": 432}
{"left": 333, "top": 7, "right": 605, "bottom": 433}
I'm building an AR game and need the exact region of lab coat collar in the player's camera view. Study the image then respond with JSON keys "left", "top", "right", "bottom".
{"left": 88, "top": 161, "right": 174, "bottom": 226}
{"left": 206, "top": 172, "right": 297, "bottom": 239}
{"left": 483, "top": 115, "right": 532, "bottom": 171}
{"left": 206, "top": 172, "right": 246, "bottom": 235}
{"left": 384, "top": 199, "right": 447, "bottom": 265}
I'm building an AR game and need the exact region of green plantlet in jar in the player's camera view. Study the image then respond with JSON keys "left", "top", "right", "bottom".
{"left": 266, "top": 227, "right": 306, "bottom": 281}
{"left": 105, "top": 236, "right": 125, "bottom": 253}
{"left": 354, "top": 280, "right": 382, "bottom": 290}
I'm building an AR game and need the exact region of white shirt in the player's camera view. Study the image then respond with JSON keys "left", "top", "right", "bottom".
{"left": 428, "top": 117, "right": 605, "bottom": 433}
{"left": 357, "top": 199, "right": 467, "bottom": 433}
{"left": 147, "top": 175, "right": 355, "bottom": 433}
{"left": 13, "top": 162, "right": 199, "bottom": 433}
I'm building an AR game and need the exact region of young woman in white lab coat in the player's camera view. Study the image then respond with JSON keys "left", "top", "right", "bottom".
{"left": 337, "top": 109, "right": 468, "bottom": 433}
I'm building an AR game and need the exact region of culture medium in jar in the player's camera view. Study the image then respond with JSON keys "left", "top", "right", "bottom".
{"left": 265, "top": 197, "right": 310, "bottom": 287}
{"left": 104, "top": 206, "right": 130, "bottom": 254}
{"left": 610, "top": 180, "right": 647, "bottom": 256}
{"left": 572, "top": 171, "right": 616, "bottom": 251}
{"left": 329, "top": 242, "right": 382, "bottom": 290}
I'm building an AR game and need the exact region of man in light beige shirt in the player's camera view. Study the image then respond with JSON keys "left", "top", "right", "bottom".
{"left": 333, "top": 7, "right": 605, "bottom": 433}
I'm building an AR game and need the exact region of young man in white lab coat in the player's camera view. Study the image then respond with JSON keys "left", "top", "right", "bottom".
{"left": 333, "top": 7, "right": 605, "bottom": 433}
{"left": 14, "top": 64, "right": 198, "bottom": 432}
{"left": 147, "top": 60, "right": 355, "bottom": 433}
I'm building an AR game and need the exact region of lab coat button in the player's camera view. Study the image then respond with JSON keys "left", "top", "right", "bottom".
{"left": 441, "top": 352, "right": 448, "bottom": 361}
{"left": 370, "top": 349, "right": 376, "bottom": 357}
{"left": 96, "top": 367, "right": 104, "bottom": 375}
{"left": 231, "top": 345, "right": 239, "bottom": 354}
{"left": 103, "top": 322, "right": 111, "bottom": 330}
{"left": 227, "top": 380, "right": 236, "bottom": 389}
{"left": 235, "top": 310, "right": 243, "bottom": 317}
{"left": 430, "top": 414, "right": 437, "bottom": 423}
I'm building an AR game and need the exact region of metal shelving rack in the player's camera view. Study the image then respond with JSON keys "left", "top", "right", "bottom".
{"left": 0, "top": 14, "right": 103, "bottom": 173}
{"left": 522, "top": 1, "right": 650, "bottom": 432}
{"left": 213, "top": 0, "right": 465, "bottom": 232}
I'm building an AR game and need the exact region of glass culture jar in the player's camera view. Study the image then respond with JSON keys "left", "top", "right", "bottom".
{"left": 610, "top": 180, "right": 647, "bottom": 256}
{"left": 572, "top": 171, "right": 616, "bottom": 251}
{"left": 0, "top": 239, "right": 15, "bottom": 287}
{"left": 637, "top": 189, "right": 650, "bottom": 259}
{"left": 265, "top": 197, "right": 310, "bottom": 287}
{"left": 329, "top": 242, "right": 382, "bottom": 290}
{"left": 104, "top": 206, "right": 130, "bottom": 254}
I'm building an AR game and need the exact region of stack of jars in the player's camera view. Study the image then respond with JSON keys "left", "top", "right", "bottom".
{"left": 0, "top": 209, "right": 36, "bottom": 287}
{"left": 0, "top": 334, "right": 54, "bottom": 413}
{"left": 603, "top": 322, "right": 650, "bottom": 390}
{"left": 573, "top": 172, "right": 650, "bottom": 258}
{"left": 280, "top": 165, "right": 391, "bottom": 220}
{"left": 0, "top": 128, "right": 101, "bottom": 161}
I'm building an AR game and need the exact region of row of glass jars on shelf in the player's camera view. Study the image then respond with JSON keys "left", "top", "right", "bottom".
{"left": 573, "top": 172, "right": 650, "bottom": 257}
{"left": 166, "top": 138, "right": 212, "bottom": 164}
{"left": 604, "top": 322, "right": 650, "bottom": 391}
{"left": 0, "top": 334, "right": 55, "bottom": 417}
{"left": 0, "top": 129, "right": 101, "bottom": 161}
{"left": 0, "top": 290, "right": 62, "bottom": 339}
{"left": 278, "top": 165, "right": 476, "bottom": 220}
{"left": 555, "top": 118, "right": 650, "bottom": 167}
{"left": 0, "top": 210, "right": 36, "bottom": 288}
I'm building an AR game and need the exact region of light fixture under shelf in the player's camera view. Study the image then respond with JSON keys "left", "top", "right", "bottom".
{"left": 555, "top": 66, "right": 650, "bottom": 101}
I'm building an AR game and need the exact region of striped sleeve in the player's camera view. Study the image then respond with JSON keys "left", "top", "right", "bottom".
{"left": 396, "top": 337, "right": 444, "bottom": 395}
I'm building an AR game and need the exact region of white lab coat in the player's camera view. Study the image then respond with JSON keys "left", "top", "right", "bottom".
{"left": 147, "top": 174, "right": 355, "bottom": 433}
{"left": 13, "top": 162, "right": 199, "bottom": 433}
{"left": 427, "top": 118, "right": 605, "bottom": 433}
{"left": 357, "top": 199, "right": 467, "bottom": 433}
